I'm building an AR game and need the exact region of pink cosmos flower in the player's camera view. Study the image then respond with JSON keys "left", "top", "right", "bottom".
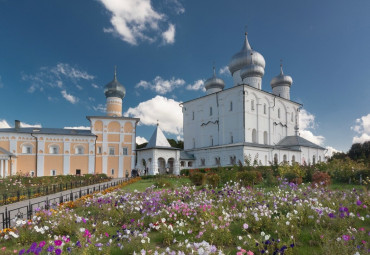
{"left": 342, "top": 235, "right": 350, "bottom": 241}
{"left": 54, "top": 240, "right": 62, "bottom": 246}
{"left": 39, "top": 241, "right": 46, "bottom": 248}
{"left": 243, "top": 223, "right": 249, "bottom": 229}
{"left": 247, "top": 251, "right": 254, "bottom": 255}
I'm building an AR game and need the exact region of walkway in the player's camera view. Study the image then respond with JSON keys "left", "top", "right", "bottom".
{"left": 0, "top": 178, "right": 129, "bottom": 228}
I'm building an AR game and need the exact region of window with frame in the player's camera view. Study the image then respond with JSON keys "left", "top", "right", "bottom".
{"left": 210, "top": 136, "right": 213, "bottom": 146}
{"left": 200, "top": 158, "right": 205, "bottom": 166}
{"left": 51, "top": 170, "right": 56, "bottom": 176}
{"left": 291, "top": 112, "right": 294, "bottom": 122}
{"left": 210, "top": 107, "right": 213, "bottom": 116}
{"left": 264, "top": 104, "right": 266, "bottom": 114}
{"left": 251, "top": 100, "right": 255, "bottom": 111}
{"left": 188, "top": 162, "right": 193, "bottom": 167}
{"left": 98, "top": 146, "right": 102, "bottom": 154}
{"left": 122, "top": 147, "right": 128, "bottom": 155}
{"left": 22, "top": 145, "right": 32, "bottom": 154}
{"left": 109, "top": 147, "right": 115, "bottom": 155}
{"left": 192, "top": 111, "right": 195, "bottom": 120}
{"left": 230, "top": 134, "right": 233, "bottom": 143}
{"left": 76, "top": 146, "right": 84, "bottom": 155}
{"left": 49, "top": 145, "right": 59, "bottom": 154}
{"left": 30, "top": 171, "right": 35, "bottom": 177}
{"left": 230, "top": 101, "right": 233, "bottom": 111}
{"left": 111, "top": 169, "right": 115, "bottom": 175}
{"left": 278, "top": 108, "right": 281, "bottom": 118}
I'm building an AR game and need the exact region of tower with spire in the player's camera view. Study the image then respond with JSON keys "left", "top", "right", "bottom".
{"left": 104, "top": 67, "right": 126, "bottom": 117}
{"left": 270, "top": 61, "right": 293, "bottom": 100}
{"left": 204, "top": 66, "right": 225, "bottom": 95}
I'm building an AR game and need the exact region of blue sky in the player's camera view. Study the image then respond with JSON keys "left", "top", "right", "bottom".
{"left": 0, "top": 0, "right": 369, "bottom": 154}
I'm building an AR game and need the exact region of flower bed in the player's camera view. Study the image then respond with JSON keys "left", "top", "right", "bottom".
{"left": 0, "top": 179, "right": 368, "bottom": 254}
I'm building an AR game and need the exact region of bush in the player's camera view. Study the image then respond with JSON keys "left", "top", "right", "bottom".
{"left": 154, "top": 178, "right": 173, "bottom": 189}
{"left": 312, "top": 171, "right": 331, "bottom": 187}
{"left": 205, "top": 173, "right": 220, "bottom": 188}
{"left": 283, "top": 172, "right": 298, "bottom": 183}
{"left": 189, "top": 172, "right": 205, "bottom": 186}
{"left": 180, "top": 169, "right": 190, "bottom": 176}
{"left": 236, "top": 170, "right": 262, "bottom": 186}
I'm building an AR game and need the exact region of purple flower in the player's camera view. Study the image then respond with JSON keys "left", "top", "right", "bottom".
{"left": 55, "top": 248, "right": 62, "bottom": 255}
{"left": 328, "top": 213, "right": 335, "bottom": 218}
{"left": 356, "top": 200, "right": 362, "bottom": 206}
{"left": 76, "top": 241, "right": 81, "bottom": 248}
{"left": 47, "top": 246, "right": 54, "bottom": 252}
{"left": 19, "top": 249, "right": 25, "bottom": 255}
{"left": 67, "top": 247, "right": 72, "bottom": 253}
{"left": 39, "top": 241, "right": 46, "bottom": 248}
{"left": 54, "top": 240, "right": 62, "bottom": 246}
{"left": 342, "top": 235, "right": 350, "bottom": 241}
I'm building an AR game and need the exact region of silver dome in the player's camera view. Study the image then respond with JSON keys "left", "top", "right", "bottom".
{"left": 104, "top": 68, "right": 126, "bottom": 99}
{"left": 240, "top": 52, "right": 265, "bottom": 79}
{"left": 228, "top": 33, "right": 266, "bottom": 75}
{"left": 204, "top": 67, "right": 225, "bottom": 91}
{"left": 270, "top": 64, "right": 293, "bottom": 88}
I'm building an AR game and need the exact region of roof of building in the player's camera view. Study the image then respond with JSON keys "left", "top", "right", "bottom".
{"left": 146, "top": 124, "right": 172, "bottom": 149}
{"left": 180, "top": 150, "right": 195, "bottom": 160}
{"left": 276, "top": 136, "right": 325, "bottom": 150}
{"left": 0, "top": 127, "right": 95, "bottom": 137}
{"left": 86, "top": 116, "right": 140, "bottom": 122}
{"left": 0, "top": 147, "right": 16, "bottom": 157}
{"left": 104, "top": 68, "right": 126, "bottom": 99}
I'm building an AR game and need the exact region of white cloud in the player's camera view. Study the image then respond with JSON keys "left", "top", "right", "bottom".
{"left": 0, "top": 119, "right": 11, "bottom": 128}
{"left": 186, "top": 79, "right": 205, "bottom": 92}
{"left": 219, "top": 66, "right": 231, "bottom": 76}
{"left": 351, "top": 113, "right": 370, "bottom": 143}
{"left": 162, "top": 23, "right": 175, "bottom": 44}
{"left": 325, "top": 146, "right": 342, "bottom": 158}
{"left": 91, "top": 83, "right": 99, "bottom": 89}
{"left": 299, "top": 109, "right": 325, "bottom": 146}
{"left": 51, "top": 63, "right": 94, "bottom": 80}
{"left": 20, "top": 122, "right": 42, "bottom": 128}
{"left": 64, "top": 126, "right": 90, "bottom": 130}
{"left": 61, "top": 90, "right": 79, "bottom": 104}
{"left": 99, "top": 0, "right": 183, "bottom": 45}
{"left": 165, "top": 0, "right": 185, "bottom": 14}
{"left": 0, "top": 75, "right": 4, "bottom": 88}
{"left": 125, "top": 95, "right": 182, "bottom": 135}
{"left": 93, "top": 104, "right": 106, "bottom": 113}
{"left": 136, "top": 76, "right": 185, "bottom": 94}
{"left": 136, "top": 136, "right": 148, "bottom": 145}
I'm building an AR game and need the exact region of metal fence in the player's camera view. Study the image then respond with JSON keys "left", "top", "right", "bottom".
{"left": 0, "top": 179, "right": 128, "bottom": 229}
{"left": 0, "top": 178, "right": 112, "bottom": 206}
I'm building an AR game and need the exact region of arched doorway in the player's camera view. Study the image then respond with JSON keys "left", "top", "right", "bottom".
{"left": 158, "top": 158, "right": 166, "bottom": 174}
{"left": 167, "top": 158, "right": 174, "bottom": 174}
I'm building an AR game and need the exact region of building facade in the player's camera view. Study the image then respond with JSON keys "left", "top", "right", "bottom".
{"left": 0, "top": 71, "right": 139, "bottom": 178}
{"left": 182, "top": 33, "right": 326, "bottom": 168}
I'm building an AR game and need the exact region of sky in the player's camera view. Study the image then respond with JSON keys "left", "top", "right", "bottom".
{"left": 0, "top": 0, "right": 370, "bottom": 155}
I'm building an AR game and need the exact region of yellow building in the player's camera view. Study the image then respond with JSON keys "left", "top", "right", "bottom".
{"left": 0, "top": 70, "right": 139, "bottom": 178}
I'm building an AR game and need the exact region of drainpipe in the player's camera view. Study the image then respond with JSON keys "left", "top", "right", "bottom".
{"left": 30, "top": 133, "right": 38, "bottom": 177}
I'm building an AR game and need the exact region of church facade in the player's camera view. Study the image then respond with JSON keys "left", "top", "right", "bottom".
{"left": 181, "top": 33, "right": 326, "bottom": 168}
{"left": 0, "top": 71, "right": 139, "bottom": 178}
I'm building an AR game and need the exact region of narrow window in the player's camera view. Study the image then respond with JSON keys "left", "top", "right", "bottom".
{"left": 230, "top": 134, "right": 233, "bottom": 143}
{"left": 274, "top": 154, "right": 278, "bottom": 164}
{"left": 291, "top": 112, "right": 294, "bottom": 122}
{"left": 50, "top": 146, "right": 59, "bottom": 154}
{"left": 181, "top": 161, "right": 185, "bottom": 167}
{"left": 109, "top": 147, "right": 115, "bottom": 155}
{"left": 51, "top": 170, "right": 56, "bottom": 176}
{"left": 283, "top": 154, "right": 287, "bottom": 163}
{"left": 76, "top": 146, "right": 84, "bottom": 155}
{"left": 122, "top": 147, "right": 128, "bottom": 155}
{"left": 230, "top": 101, "right": 233, "bottom": 111}
{"left": 319, "top": 156, "right": 321, "bottom": 162}
{"left": 188, "top": 162, "right": 193, "bottom": 167}
{"left": 264, "top": 104, "right": 266, "bottom": 114}
{"left": 252, "top": 129, "right": 257, "bottom": 143}
{"left": 278, "top": 108, "right": 281, "bottom": 118}
{"left": 210, "top": 107, "right": 213, "bottom": 116}
{"left": 263, "top": 131, "right": 268, "bottom": 145}
{"left": 292, "top": 155, "right": 296, "bottom": 163}
{"left": 251, "top": 100, "right": 255, "bottom": 111}
{"left": 313, "top": 155, "right": 316, "bottom": 165}
{"left": 192, "top": 111, "right": 194, "bottom": 120}
{"left": 30, "top": 171, "right": 35, "bottom": 177}
{"left": 23, "top": 145, "right": 32, "bottom": 154}
{"left": 111, "top": 169, "right": 115, "bottom": 175}
{"left": 210, "top": 136, "right": 213, "bottom": 146}
{"left": 192, "top": 138, "right": 195, "bottom": 149}
{"left": 98, "top": 146, "right": 102, "bottom": 154}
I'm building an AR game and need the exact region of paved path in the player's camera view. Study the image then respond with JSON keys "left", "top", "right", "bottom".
{"left": 0, "top": 178, "right": 130, "bottom": 228}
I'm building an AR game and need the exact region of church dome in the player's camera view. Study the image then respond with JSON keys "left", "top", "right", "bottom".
{"left": 270, "top": 64, "right": 293, "bottom": 88}
{"left": 228, "top": 33, "right": 265, "bottom": 75}
{"left": 240, "top": 52, "right": 265, "bottom": 79}
{"left": 104, "top": 68, "right": 126, "bottom": 99}
{"left": 204, "top": 67, "right": 225, "bottom": 92}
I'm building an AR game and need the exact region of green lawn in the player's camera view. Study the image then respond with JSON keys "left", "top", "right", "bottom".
{"left": 121, "top": 176, "right": 191, "bottom": 192}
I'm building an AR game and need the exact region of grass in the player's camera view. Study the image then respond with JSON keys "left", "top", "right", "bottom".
{"left": 121, "top": 176, "right": 191, "bottom": 192}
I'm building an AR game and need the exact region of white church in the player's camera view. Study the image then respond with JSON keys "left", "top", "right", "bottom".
{"left": 137, "top": 33, "right": 326, "bottom": 175}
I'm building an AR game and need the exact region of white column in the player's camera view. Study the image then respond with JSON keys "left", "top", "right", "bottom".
{"left": 5, "top": 160, "right": 8, "bottom": 177}
{"left": 0, "top": 160, "right": 3, "bottom": 178}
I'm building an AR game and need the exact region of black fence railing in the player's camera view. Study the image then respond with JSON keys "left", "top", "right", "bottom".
{"left": 0, "top": 179, "right": 129, "bottom": 229}
{"left": 0, "top": 178, "right": 112, "bottom": 206}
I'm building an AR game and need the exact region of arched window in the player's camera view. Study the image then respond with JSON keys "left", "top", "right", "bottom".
{"left": 188, "top": 161, "right": 193, "bottom": 167}
{"left": 274, "top": 154, "right": 278, "bottom": 164}
{"left": 264, "top": 104, "right": 267, "bottom": 114}
{"left": 192, "top": 138, "right": 195, "bottom": 149}
{"left": 181, "top": 161, "right": 185, "bottom": 167}
{"left": 200, "top": 158, "right": 205, "bottom": 166}
{"left": 75, "top": 146, "right": 84, "bottom": 155}
{"left": 313, "top": 155, "right": 316, "bottom": 165}
{"left": 278, "top": 108, "right": 281, "bottom": 118}
{"left": 251, "top": 100, "right": 255, "bottom": 111}
{"left": 210, "top": 136, "right": 214, "bottom": 146}
{"left": 230, "top": 133, "right": 233, "bottom": 143}
{"left": 192, "top": 111, "right": 195, "bottom": 120}
{"left": 292, "top": 155, "right": 296, "bottom": 163}
{"left": 283, "top": 154, "right": 287, "bottom": 163}
{"left": 252, "top": 129, "right": 257, "bottom": 143}
{"left": 230, "top": 101, "right": 233, "bottom": 111}
{"left": 210, "top": 107, "right": 213, "bottom": 116}
{"left": 291, "top": 112, "right": 294, "bottom": 122}
{"left": 265, "top": 155, "right": 267, "bottom": 165}
{"left": 263, "top": 131, "right": 268, "bottom": 145}
{"left": 49, "top": 145, "right": 59, "bottom": 154}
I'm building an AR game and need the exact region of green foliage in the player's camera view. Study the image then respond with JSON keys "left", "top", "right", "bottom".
{"left": 205, "top": 173, "right": 220, "bottom": 188}
{"left": 154, "top": 178, "right": 174, "bottom": 189}
{"left": 236, "top": 170, "right": 262, "bottom": 186}
{"left": 312, "top": 171, "right": 331, "bottom": 186}
{"left": 189, "top": 172, "right": 205, "bottom": 186}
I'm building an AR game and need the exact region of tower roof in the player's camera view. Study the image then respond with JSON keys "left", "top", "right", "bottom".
{"left": 270, "top": 63, "right": 293, "bottom": 88}
{"left": 204, "top": 66, "right": 225, "bottom": 92}
{"left": 104, "top": 67, "right": 126, "bottom": 99}
{"left": 145, "top": 124, "right": 171, "bottom": 148}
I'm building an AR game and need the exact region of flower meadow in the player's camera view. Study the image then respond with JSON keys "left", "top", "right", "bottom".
{"left": 0, "top": 179, "right": 369, "bottom": 255}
